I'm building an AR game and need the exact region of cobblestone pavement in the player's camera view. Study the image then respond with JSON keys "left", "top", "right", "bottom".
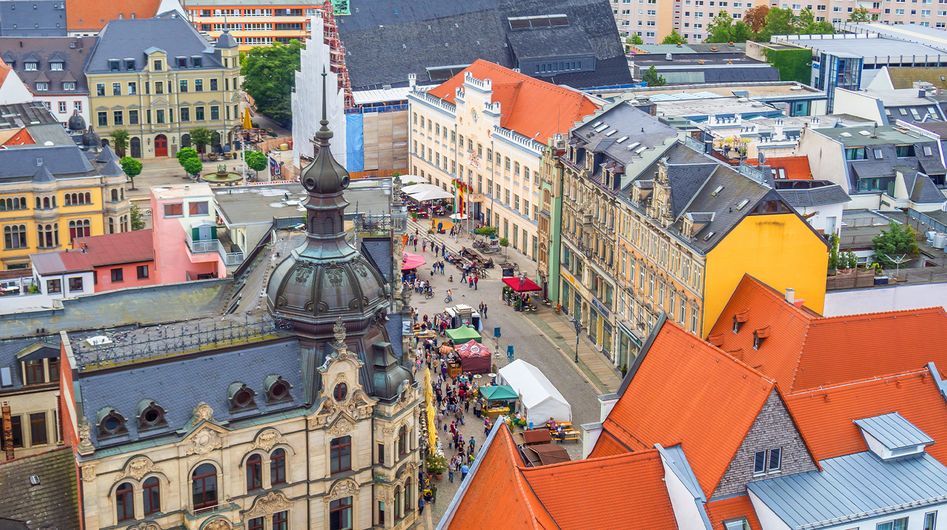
{"left": 404, "top": 219, "right": 621, "bottom": 527}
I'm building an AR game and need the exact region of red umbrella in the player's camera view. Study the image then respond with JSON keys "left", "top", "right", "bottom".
{"left": 401, "top": 251, "right": 426, "bottom": 271}
{"left": 502, "top": 276, "right": 542, "bottom": 292}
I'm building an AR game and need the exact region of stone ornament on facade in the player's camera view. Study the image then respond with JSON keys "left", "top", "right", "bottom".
{"left": 80, "top": 462, "right": 96, "bottom": 482}
{"left": 333, "top": 317, "right": 346, "bottom": 345}
{"left": 126, "top": 523, "right": 162, "bottom": 530}
{"left": 326, "top": 478, "right": 359, "bottom": 502}
{"left": 122, "top": 455, "right": 158, "bottom": 481}
{"left": 184, "top": 427, "right": 223, "bottom": 456}
{"left": 202, "top": 518, "right": 233, "bottom": 530}
{"left": 77, "top": 418, "right": 94, "bottom": 455}
{"left": 252, "top": 429, "right": 284, "bottom": 452}
{"left": 243, "top": 491, "right": 292, "bottom": 520}
{"left": 192, "top": 402, "right": 214, "bottom": 424}
{"left": 328, "top": 415, "right": 355, "bottom": 437}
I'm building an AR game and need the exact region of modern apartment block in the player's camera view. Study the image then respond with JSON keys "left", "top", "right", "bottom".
{"left": 85, "top": 15, "right": 242, "bottom": 158}
{"left": 182, "top": 0, "right": 325, "bottom": 49}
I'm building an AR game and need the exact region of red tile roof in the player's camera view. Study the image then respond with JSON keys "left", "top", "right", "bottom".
{"left": 523, "top": 450, "right": 678, "bottom": 530}
{"left": 449, "top": 424, "right": 678, "bottom": 530}
{"left": 2, "top": 128, "right": 34, "bottom": 146}
{"left": 66, "top": 0, "right": 162, "bottom": 32}
{"left": 707, "top": 495, "right": 763, "bottom": 530}
{"left": 31, "top": 230, "right": 154, "bottom": 275}
{"left": 595, "top": 320, "right": 776, "bottom": 497}
{"left": 747, "top": 155, "right": 812, "bottom": 180}
{"left": 588, "top": 430, "right": 630, "bottom": 458}
{"left": 708, "top": 275, "right": 947, "bottom": 392}
{"left": 448, "top": 425, "right": 555, "bottom": 530}
{"left": 786, "top": 367, "right": 947, "bottom": 465}
{"left": 427, "top": 60, "right": 600, "bottom": 142}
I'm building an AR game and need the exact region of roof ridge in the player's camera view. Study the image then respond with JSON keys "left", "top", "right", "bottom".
{"left": 810, "top": 306, "right": 945, "bottom": 324}
{"left": 787, "top": 367, "right": 933, "bottom": 398}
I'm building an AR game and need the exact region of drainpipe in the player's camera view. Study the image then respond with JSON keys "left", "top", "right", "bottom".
{"left": 2, "top": 402, "right": 13, "bottom": 461}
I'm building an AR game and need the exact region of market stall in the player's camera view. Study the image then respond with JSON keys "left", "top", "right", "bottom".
{"left": 445, "top": 304, "right": 482, "bottom": 331}
{"left": 480, "top": 384, "right": 518, "bottom": 419}
{"left": 453, "top": 339, "right": 492, "bottom": 374}
{"left": 497, "top": 359, "right": 572, "bottom": 423}
{"left": 401, "top": 251, "right": 426, "bottom": 271}
{"left": 502, "top": 276, "right": 543, "bottom": 292}
{"left": 445, "top": 325, "right": 482, "bottom": 344}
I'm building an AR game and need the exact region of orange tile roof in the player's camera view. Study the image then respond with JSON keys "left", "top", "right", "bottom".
{"left": 427, "top": 60, "right": 600, "bottom": 142}
{"left": 747, "top": 155, "right": 812, "bottom": 180}
{"left": 707, "top": 495, "right": 763, "bottom": 530}
{"left": 596, "top": 320, "right": 776, "bottom": 497}
{"left": 709, "top": 275, "right": 947, "bottom": 392}
{"left": 587, "top": 430, "right": 630, "bottom": 459}
{"left": 66, "top": 0, "right": 162, "bottom": 32}
{"left": 786, "top": 367, "right": 947, "bottom": 465}
{"left": 522, "top": 450, "right": 678, "bottom": 530}
{"left": 2, "top": 128, "right": 34, "bottom": 146}
{"left": 447, "top": 424, "right": 555, "bottom": 530}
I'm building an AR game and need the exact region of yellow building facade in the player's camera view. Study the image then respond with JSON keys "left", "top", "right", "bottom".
{"left": 0, "top": 145, "right": 129, "bottom": 270}
{"left": 85, "top": 17, "right": 242, "bottom": 159}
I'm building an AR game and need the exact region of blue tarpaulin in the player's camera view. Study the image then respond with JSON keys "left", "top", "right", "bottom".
{"left": 346, "top": 113, "right": 364, "bottom": 172}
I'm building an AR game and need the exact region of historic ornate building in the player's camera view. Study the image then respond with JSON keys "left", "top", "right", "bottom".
{"left": 60, "top": 75, "right": 420, "bottom": 530}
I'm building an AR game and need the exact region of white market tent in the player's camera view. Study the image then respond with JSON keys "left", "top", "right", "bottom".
{"left": 497, "top": 359, "right": 572, "bottom": 423}
{"left": 404, "top": 183, "right": 453, "bottom": 202}
{"left": 396, "top": 174, "right": 424, "bottom": 186}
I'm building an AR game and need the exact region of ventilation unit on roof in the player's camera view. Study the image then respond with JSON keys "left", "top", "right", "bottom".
{"left": 840, "top": 132, "right": 852, "bottom": 137}
{"left": 703, "top": 231, "right": 715, "bottom": 241}
{"left": 616, "top": 136, "right": 628, "bottom": 144}
{"left": 627, "top": 141, "right": 641, "bottom": 150}
{"left": 634, "top": 145, "right": 648, "bottom": 154}
{"left": 735, "top": 198, "right": 750, "bottom": 210}
{"left": 85, "top": 335, "right": 112, "bottom": 346}
{"left": 711, "top": 185, "right": 724, "bottom": 196}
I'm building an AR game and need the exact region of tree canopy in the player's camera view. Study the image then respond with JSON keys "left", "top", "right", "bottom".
{"left": 241, "top": 40, "right": 304, "bottom": 126}
{"left": 190, "top": 127, "right": 213, "bottom": 154}
{"left": 661, "top": 31, "right": 687, "bottom": 45}
{"left": 245, "top": 150, "right": 267, "bottom": 175}
{"left": 110, "top": 130, "right": 129, "bottom": 158}
{"left": 872, "top": 222, "right": 919, "bottom": 269}
{"left": 642, "top": 66, "right": 666, "bottom": 87}
{"left": 848, "top": 7, "right": 874, "bottom": 21}
{"left": 626, "top": 34, "right": 644, "bottom": 46}
{"left": 706, "top": 11, "right": 754, "bottom": 43}
{"left": 119, "top": 156, "right": 142, "bottom": 189}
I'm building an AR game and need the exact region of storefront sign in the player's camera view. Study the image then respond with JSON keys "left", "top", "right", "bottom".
{"left": 591, "top": 297, "right": 610, "bottom": 318}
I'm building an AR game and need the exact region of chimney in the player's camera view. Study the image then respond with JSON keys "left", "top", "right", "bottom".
{"left": 785, "top": 287, "right": 795, "bottom": 304}
{"left": 408, "top": 73, "right": 417, "bottom": 88}
{"left": 2, "top": 402, "right": 13, "bottom": 461}
{"left": 919, "top": 88, "right": 927, "bottom": 98}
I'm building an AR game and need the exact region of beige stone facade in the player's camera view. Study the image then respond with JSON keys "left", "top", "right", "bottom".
{"left": 86, "top": 46, "right": 242, "bottom": 159}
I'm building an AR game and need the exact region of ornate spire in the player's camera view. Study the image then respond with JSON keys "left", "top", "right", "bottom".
{"left": 315, "top": 67, "right": 333, "bottom": 144}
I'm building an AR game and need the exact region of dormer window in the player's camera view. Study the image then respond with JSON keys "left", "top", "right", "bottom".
{"left": 98, "top": 408, "right": 127, "bottom": 438}
{"left": 264, "top": 375, "right": 292, "bottom": 403}
{"left": 35, "top": 82, "right": 48, "bottom": 92}
{"left": 24, "top": 61, "right": 37, "bottom": 71}
{"left": 108, "top": 59, "right": 120, "bottom": 72}
{"left": 854, "top": 413, "right": 933, "bottom": 461}
{"left": 124, "top": 58, "right": 135, "bottom": 70}
{"left": 191, "top": 55, "right": 203, "bottom": 68}
{"left": 50, "top": 61, "right": 63, "bottom": 71}
{"left": 176, "top": 56, "right": 187, "bottom": 68}
{"left": 229, "top": 382, "right": 257, "bottom": 411}
{"left": 137, "top": 400, "right": 167, "bottom": 430}
{"left": 752, "top": 326, "right": 769, "bottom": 350}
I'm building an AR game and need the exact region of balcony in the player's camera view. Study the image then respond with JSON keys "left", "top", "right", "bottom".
{"left": 185, "top": 228, "right": 244, "bottom": 267}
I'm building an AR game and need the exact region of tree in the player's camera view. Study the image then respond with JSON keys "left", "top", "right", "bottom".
{"left": 498, "top": 237, "right": 509, "bottom": 256}
{"left": 244, "top": 150, "right": 267, "bottom": 178}
{"left": 642, "top": 65, "right": 666, "bottom": 87}
{"left": 110, "top": 129, "right": 129, "bottom": 157}
{"left": 181, "top": 156, "right": 204, "bottom": 178}
{"left": 757, "top": 7, "right": 797, "bottom": 41}
{"left": 798, "top": 8, "right": 834, "bottom": 35}
{"left": 129, "top": 203, "right": 146, "bottom": 231}
{"left": 660, "top": 30, "right": 687, "bottom": 45}
{"left": 626, "top": 34, "right": 644, "bottom": 46}
{"left": 241, "top": 40, "right": 304, "bottom": 125}
{"left": 743, "top": 5, "right": 770, "bottom": 32}
{"left": 177, "top": 147, "right": 199, "bottom": 163}
{"left": 848, "top": 7, "right": 873, "bottom": 21}
{"left": 706, "top": 11, "right": 753, "bottom": 43}
{"left": 872, "top": 222, "right": 919, "bottom": 269}
{"left": 190, "top": 127, "right": 213, "bottom": 155}
{"left": 119, "top": 156, "right": 142, "bottom": 190}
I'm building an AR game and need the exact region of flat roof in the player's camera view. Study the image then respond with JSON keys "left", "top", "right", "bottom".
{"left": 606, "top": 81, "right": 824, "bottom": 100}
{"left": 836, "top": 22, "right": 947, "bottom": 52}
{"left": 816, "top": 125, "right": 932, "bottom": 146}
{"left": 152, "top": 182, "right": 214, "bottom": 200}
{"left": 774, "top": 34, "right": 947, "bottom": 62}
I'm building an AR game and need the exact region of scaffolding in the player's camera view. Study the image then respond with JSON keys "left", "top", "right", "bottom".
{"left": 321, "top": 0, "right": 354, "bottom": 108}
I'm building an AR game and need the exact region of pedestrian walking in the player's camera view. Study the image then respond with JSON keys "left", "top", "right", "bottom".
{"left": 482, "top": 304, "right": 488, "bottom": 319}
{"left": 473, "top": 275, "right": 478, "bottom": 290}
{"left": 448, "top": 459, "right": 456, "bottom": 483}
{"left": 418, "top": 497, "right": 425, "bottom": 515}
{"left": 468, "top": 276, "right": 474, "bottom": 289}
{"left": 469, "top": 435, "right": 476, "bottom": 451}
{"left": 461, "top": 462, "right": 470, "bottom": 480}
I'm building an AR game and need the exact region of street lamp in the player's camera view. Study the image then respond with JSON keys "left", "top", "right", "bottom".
{"left": 572, "top": 318, "right": 582, "bottom": 364}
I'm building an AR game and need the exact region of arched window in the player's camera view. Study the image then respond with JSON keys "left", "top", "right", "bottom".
{"left": 270, "top": 448, "right": 286, "bottom": 485}
{"left": 191, "top": 463, "right": 218, "bottom": 510}
{"left": 64, "top": 194, "right": 72, "bottom": 206}
{"left": 5, "top": 224, "right": 27, "bottom": 249}
{"left": 394, "top": 486, "right": 402, "bottom": 520}
{"left": 246, "top": 454, "right": 263, "bottom": 492}
{"left": 68, "top": 219, "right": 90, "bottom": 241}
{"left": 98, "top": 409, "right": 127, "bottom": 438}
{"left": 84, "top": 192, "right": 91, "bottom": 204}
{"left": 42, "top": 197, "right": 50, "bottom": 209}
{"left": 142, "top": 476, "right": 160, "bottom": 515}
{"left": 404, "top": 478, "right": 413, "bottom": 516}
{"left": 116, "top": 482, "right": 134, "bottom": 521}
{"left": 398, "top": 426, "right": 407, "bottom": 456}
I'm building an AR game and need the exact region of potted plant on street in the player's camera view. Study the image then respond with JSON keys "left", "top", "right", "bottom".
{"left": 426, "top": 452, "right": 448, "bottom": 480}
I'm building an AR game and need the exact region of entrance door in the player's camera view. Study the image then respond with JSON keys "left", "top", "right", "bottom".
{"left": 154, "top": 134, "right": 168, "bottom": 157}
{"left": 130, "top": 137, "right": 141, "bottom": 158}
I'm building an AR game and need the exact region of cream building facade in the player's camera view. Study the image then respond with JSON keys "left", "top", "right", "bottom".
{"left": 85, "top": 16, "right": 242, "bottom": 159}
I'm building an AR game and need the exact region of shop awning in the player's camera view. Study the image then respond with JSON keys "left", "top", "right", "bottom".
{"left": 480, "top": 384, "right": 518, "bottom": 402}
{"left": 502, "top": 276, "right": 542, "bottom": 293}
{"left": 401, "top": 251, "right": 426, "bottom": 271}
{"left": 404, "top": 183, "right": 453, "bottom": 202}
{"left": 446, "top": 325, "right": 482, "bottom": 343}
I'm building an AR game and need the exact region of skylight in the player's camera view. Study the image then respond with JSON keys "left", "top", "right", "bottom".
{"left": 840, "top": 132, "right": 852, "bottom": 137}
{"left": 858, "top": 130, "right": 871, "bottom": 136}
{"left": 735, "top": 198, "right": 750, "bottom": 210}
{"left": 604, "top": 129, "right": 617, "bottom": 137}
{"left": 627, "top": 141, "right": 641, "bottom": 150}
{"left": 594, "top": 123, "right": 609, "bottom": 133}
{"left": 711, "top": 185, "right": 724, "bottom": 196}
{"left": 616, "top": 136, "right": 629, "bottom": 144}
{"left": 634, "top": 145, "right": 648, "bottom": 155}
{"left": 703, "top": 231, "right": 716, "bottom": 241}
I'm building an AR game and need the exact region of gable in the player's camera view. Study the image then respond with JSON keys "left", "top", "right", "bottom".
{"left": 712, "top": 391, "right": 817, "bottom": 499}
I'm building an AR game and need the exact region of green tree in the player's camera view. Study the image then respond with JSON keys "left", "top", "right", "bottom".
{"left": 110, "top": 129, "right": 130, "bottom": 157}
{"left": 626, "top": 34, "right": 644, "bottom": 46}
{"left": 181, "top": 156, "right": 204, "bottom": 178}
{"left": 642, "top": 65, "right": 666, "bottom": 87}
{"left": 660, "top": 30, "right": 687, "bottom": 45}
{"left": 129, "top": 203, "right": 146, "bottom": 230}
{"left": 757, "top": 7, "right": 796, "bottom": 41}
{"left": 190, "top": 127, "right": 213, "bottom": 155}
{"left": 848, "top": 7, "right": 874, "bottom": 21}
{"left": 798, "top": 8, "right": 834, "bottom": 34}
{"left": 119, "top": 156, "right": 142, "bottom": 190}
{"left": 498, "top": 237, "right": 510, "bottom": 256}
{"left": 872, "top": 222, "right": 919, "bottom": 269}
{"left": 244, "top": 150, "right": 267, "bottom": 178}
{"left": 241, "top": 40, "right": 304, "bottom": 125}
{"left": 705, "top": 11, "right": 753, "bottom": 43}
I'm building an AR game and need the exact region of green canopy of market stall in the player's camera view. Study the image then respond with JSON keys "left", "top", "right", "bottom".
{"left": 446, "top": 325, "right": 481, "bottom": 343}
{"left": 480, "top": 385, "right": 518, "bottom": 402}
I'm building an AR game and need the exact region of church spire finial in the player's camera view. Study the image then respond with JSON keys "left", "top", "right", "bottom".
{"left": 315, "top": 67, "right": 332, "bottom": 144}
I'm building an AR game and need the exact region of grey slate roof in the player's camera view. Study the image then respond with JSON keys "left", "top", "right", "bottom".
{"left": 0, "top": 37, "right": 93, "bottom": 95}
{"left": 0, "top": 447, "right": 80, "bottom": 530}
{"left": 747, "top": 451, "right": 947, "bottom": 530}
{"left": 0, "top": 338, "right": 58, "bottom": 391}
{"left": 0, "top": 102, "right": 61, "bottom": 129}
{"left": 336, "top": 0, "right": 631, "bottom": 91}
{"left": 86, "top": 16, "right": 224, "bottom": 74}
{"left": 908, "top": 172, "right": 947, "bottom": 204}
{"left": 361, "top": 237, "right": 394, "bottom": 283}
{"left": 854, "top": 412, "right": 934, "bottom": 450}
{"left": 0, "top": 0, "right": 67, "bottom": 37}
{"left": 78, "top": 338, "right": 305, "bottom": 447}
{"left": 775, "top": 181, "right": 851, "bottom": 207}
{"left": 0, "top": 145, "right": 96, "bottom": 182}
{"left": 571, "top": 101, "right": 679, "bottom": 167}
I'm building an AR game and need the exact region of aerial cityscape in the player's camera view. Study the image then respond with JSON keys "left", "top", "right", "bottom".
{"left": 0, "top": 0, "right": 945, "bottom": 529}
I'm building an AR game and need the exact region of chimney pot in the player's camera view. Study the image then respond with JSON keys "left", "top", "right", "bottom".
{"left": 785, "top": 287, "right": 795, "bottom": 304}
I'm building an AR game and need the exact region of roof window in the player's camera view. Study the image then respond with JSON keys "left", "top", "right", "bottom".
{"left": 229, "top": 382, "right": 257, "bottom": 411}
{"left": 854, "top": 412, "right": 933, "bottom": 460}
{"left": 735, "top": 199, "right": 750, "bottom": 211}
{"left": 108, "top": 59, "right": 120, "bottom": 72}
{"left": 98, "top": 408, "right": 127, "bottom": 438}
{"left": 752, "top": 326, "right": 770, "bottom": 350}
{"left": 137, "top": 400, "right": 167, "bottom": 431}
{"left": 264, "top": 375, "right": 293, "bottom": 403}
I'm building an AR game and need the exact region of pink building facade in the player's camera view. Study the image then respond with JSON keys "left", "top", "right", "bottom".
{"left": 150, "top": 183, "right": 229, "bottom": 283}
